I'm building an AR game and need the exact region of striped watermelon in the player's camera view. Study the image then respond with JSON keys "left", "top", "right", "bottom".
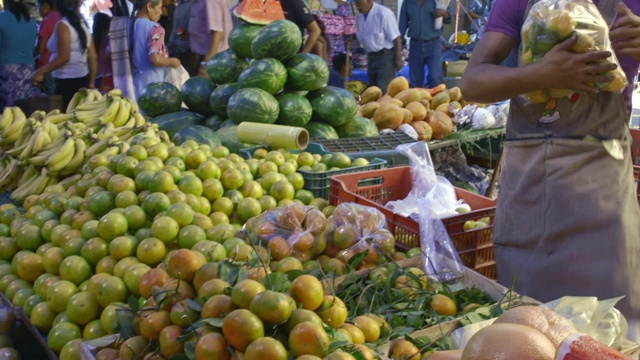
{"left": 206, "top": 49, "right": 248, "bottom": 85}
{"left": 238, "top": 58, "right": 287, "bottom": 95}
{"left": 227, "top": 88, "right": 280, "bottom": 124}
{"left": 285, "top": 53, "right": 329, "bottom": 92}
{"left": 251, "top": 20, "right": 302, "bottom": 62}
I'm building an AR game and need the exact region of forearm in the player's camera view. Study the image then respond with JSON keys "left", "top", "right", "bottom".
{"left": 394, "top": 37, "right": 403, "bottom": 57}
{"left": 88, "top": 57, "right": 97, "bottom": 87}
{"left": 461, "top": 63, "right": 550, "bottom": 103}
{"left": 205, "top": 31, "right": 224, "bottom": 61}
{"left": 150, "top": 53, "right": 176, "bottom": 67}
{"left": 302, "top": 29, "right": 320, "bottom": 53}
{"left": 38, "top": 54, "right": 70, "bottom": 76}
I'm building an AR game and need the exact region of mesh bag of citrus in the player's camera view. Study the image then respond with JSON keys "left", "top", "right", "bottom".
{"left": 324, "top": 203, "right": 396, "bottom": 267}
{"left": 520, "top": 0, "right": 627, "bottom": 104}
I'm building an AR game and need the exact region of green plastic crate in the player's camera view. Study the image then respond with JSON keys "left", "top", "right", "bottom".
{"left": 239, "top": 143, "right": 329, "bottom": 160}
{"left": 298, "top": 158, "right": 387, "bottom": 199}
{"left": 310, "top": 133, "right": 416, "bottom": 167}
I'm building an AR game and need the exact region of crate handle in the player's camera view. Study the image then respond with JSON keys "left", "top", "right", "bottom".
{"left": 356, "top": 176, "right": 384, "bottom": 188}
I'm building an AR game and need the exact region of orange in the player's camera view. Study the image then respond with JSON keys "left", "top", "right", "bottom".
{"left": 290, "top": 274, "right": 323, "bottom": 311}
{"left": 195, "top": 332, "right": 231, "bottom": 360}
{"left": 166, "top": 202, "right": 195, "bottom": 228}
{"left": 221, "top": 169, "right": 245, "bottom": 190}
{"left": 136, "top": 237, "right": 167, "bottom": 266}
{"left": 59, "top": 338, "right": 83, "bottom": 360}
{"left": 249, "top": 290, "right": 294, "bottom": 325}
{"left": 108, "top": 236, "right": 136, "bottom": 260}
{"left": 66, "top": 291, "right": 100, "bottom": 326}
{"left": 178, "top": 225, "right": 206, "bottom": 249}
{"left": 340, "top": 323, "right": 366, "bottom": 344}
{"left": 197, "top": 278, "right": 231, "bottom": 304}
{"left": 192, "top": 262, "right": 221, "bottom": 292}
{"left": 30, "top": 301, "right": 57, "bottom": 332}
{"left": 123, "top": 263, "right": 151, "bottom": 296}
{"left": 97, "top": 212, "right": 128, "bottom": 241}
{"left": 245, "top": 337, "right": 287, "bottom": 360}
{"left": 48, "top": 322, "right": 82, "bottom": 353}
{"left": 192, "top": 240, "right": 227, "bottom": 262}
{"left": 289, "top": 322, "right": 329, "bottom": 358}
{"left": 201, "top": 294, "right": 237, "bottom": 319}
{"left": 430, "top": 294, "right": 457, "bottom": 316}
{"left": 151, "top": 216, "right": 180, "bottom": 244}
{"left": 159, "top": 324, "right": 184, "bottom": 356}
{"left": 95, "top": 256, "right": 116, "bottom": 274}
{"left": 237, "top": 198, "right": 262, "bottom": 222}
{"left": 333, "top": 225, "right": 358, "bottom": 250}
{"left": 119, "top": 335, "right": 150, "bottom": 360}
{"left": 16, "top": 253, "right": 44, "bottom": 282}
{"left": 80, "top": 237, "right": 109, "bottom": 267}
{"left": 284, "top": 309, "right": 324, "bottom": 333}
{"left": 269, "top": 181, "right": 295, "bottom": 202}
{"left": 391, "top": 340, "right": 420, "bottom": 360}
{"left": 159, "top": 278, "right": 195, "bottom": 310}
{"left": 95, "top": 275, "right": 128, "bottom": 308}
{"left": 139, "top": 267, "right": 170, "bottom": 299}
{"left": 353, "top": 315, "right": 381, "bottom": 342}
{"left": 167, "top": 249, "right": 206, "bottom": 282}
{"left": 82, "top": 319, "right": 107, "bottom": 340}
{"left": 140, "top": 310, "right": 171, "bottom": 340}
{"left": 169, "top": 299, "right": 200, "bottom": 327}
{"left": 275, "top": 256, "right": 303, "bottom": 273}
{"left": 46, "top": 280, "right": 78, "bottom": 313}
{"left": 99, "top": 302, "right": 126, "bottom": 334}
{"left": 222, "top": 309, "right": 265, "bottom": 351}
{"left": 58, "top": 255, "right": 91, "bottom": 286}
{"left": 316, "top": 296, "right": 348, "bottom": 328}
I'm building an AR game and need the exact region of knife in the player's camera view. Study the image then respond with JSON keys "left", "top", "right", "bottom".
{"left": 598, "top": 0, "right": 622, "bottom": 27}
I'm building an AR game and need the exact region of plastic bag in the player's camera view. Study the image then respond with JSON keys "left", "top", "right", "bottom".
{"left": 244, "top": 202, "right": 329, "bottom": 263}
{"left": 164, "top": 65, "right": 190, "bottom": 89}
{"left": 544, "top": 296, "right": 628, "bottom": 349}
{"left": 324, "top": 203, "right": 396, "bottom": 267}
{"left": 520, "top": 0, "right": 627, "bottom": 105}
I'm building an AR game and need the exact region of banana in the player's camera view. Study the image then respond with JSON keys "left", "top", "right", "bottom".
{"left": 46, "top": 113, "right": 74, "bottom": 125}
{"left": 10, "top": 170, "right": 40, "bottom": 201}
{"left": 66, "top": 90, "right": 85, "bottom": 113}
{"left": 118, "top": 141, "right": 130, "bottom": 154}
{"left": 0, "top": 107, "right": 14, "bottom": 130}
{"left": 46, "top": 138, "right": 75, "bottom": 173}
{"left": 29, "top": 128, "right": 47, "bottom": 157}
{"left": 112, "top": 126, "right": 134, "bottom": 138}
{"left": 122, "top": 116, "right": 136, "bottom": 128}
{"left": 30, "top": 171, "right": 52, "bottom": 196}
{"left": 101, "top": 97, "right": 121, "bottom": 124}
{"left": 97, "top": 122, "right": 115, "bottom": 139}
{"left": 133, "top": 111, "right": 146, "bottom": 127}
{"left": 0, "top": 108, "right": 27, "bottom": 145}
{"left": 58, "top": 174, "right": 82, "bottom": 189}
{"left": 112, "top": 98, "right": 131, "bottom": 127}
{"left": 18, "top": 164, "right": 38, "bottom": 185}
{"left": 60, "top": 139, "right": 86, "bottom": 175}
{"left": 85, "top": 136, "right": 113, "bottom": 157}
{"left": 46, "top": 109, "right": 61, "bottom": 117}
{"left": 108, "top": 89, "right": 122, "bottom": 97}
{"left": 99, "top": 146, "right": 120, "bottom": 157}
{"left": 74, "top": 95, "right": 109, "bottom": 113}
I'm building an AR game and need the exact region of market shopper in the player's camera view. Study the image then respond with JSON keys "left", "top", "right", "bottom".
{"left": 461, "top": 0, "right": 640, "bottom": 341}
{"left": 398, "top": 0, "right": 451, "bottom": 88}
{"left": 33, "top": 0, "right": 97, "bottom": 109}
{"left": 354, "top": 0, "right": 403, "bottom": 91}
{"left": 279, "top": 0, "right": 322, "bottom": 54}
{"left": 328, "top": 52, "right": 352, "bottom": 88}
{"left": 93, "top": 13, "right": 113, "bottom": 91}
{"left": 35, "top": 0, "right": 61, "bottom": 96}
{"left": 313, "top": 15, "right": 330, "bottom": 61}
{"left": 189, "top": 0, "right": 232, "bottom": 77}
{"left": 168, "top": 0, "right": 195, "bottom": 75}
{"left": 0, "top": 0, "right": 38, "bottom": 109}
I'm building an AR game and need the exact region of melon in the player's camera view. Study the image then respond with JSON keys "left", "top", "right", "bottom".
{"left": 494, "top": 305, "right": 576, "bottom": 347}
{"left": 233, "top": 0, "right": 284, "bottom": 25}
{"left": 372, "top": 103, "right": 404, "bottom": 130}
{"left": 228, "top": 24, "right": 264, "bottom": 58}
{"left": 461, "top": 323, "right": 556, "bottom": 360}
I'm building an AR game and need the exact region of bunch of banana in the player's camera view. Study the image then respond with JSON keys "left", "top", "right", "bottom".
{"left": 0, "top": 107, "right": 27, "bottom": 146}
{"left": 10, "top": 167, "right": 57, "bottom": 202}
{"left": 0, "top": 156, "right": 23, "bottom": 191}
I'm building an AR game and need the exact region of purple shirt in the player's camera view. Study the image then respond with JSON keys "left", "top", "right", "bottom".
{"left": 486, "top": 0, "right": 640, "bottom": 111}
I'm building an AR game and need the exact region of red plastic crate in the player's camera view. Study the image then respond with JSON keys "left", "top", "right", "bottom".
{"left": 330, "top": 166, "right": 497, "bottom": 279}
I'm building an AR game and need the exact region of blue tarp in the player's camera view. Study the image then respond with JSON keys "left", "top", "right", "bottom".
{"left": 350, "top": 64, "right": 429, "bottom": 84}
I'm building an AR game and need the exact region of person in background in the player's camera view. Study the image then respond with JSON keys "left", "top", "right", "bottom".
{"left": 0, "top": 0, "right": 38, "bottom": 109}
{"left": 328, "top": 52, "right": 352, "bottom": 88}
{"left": 169, "top": 0, "right": 195, "bottom": 75}
{"left": 398, "top": 0, "right": 452, "bottom": 88}
{"left": 312, "top": 15, "right": 330, "bottom": 61}
{"left": 189, "top": 0, "right": 232, "bottom": 77}
{"left": 158, "top": 0, "right": 174, "bottom": 43}
{"left": 131, "top": 0, "right": 180, "bottom": 97}
{"left": 469, "top": 0, "right": 492, "bottom": 37}
{"left": 93, "top": 12, "right": 113, "bottom": 91}
{"left": 33, "top": 0, "right": 97, "bottom": 108}
{"left": 279, "top": 0, "right": 322, "bottom": 53}
{"left": 354, "top": 0, "right": 402, "bottom": 91}
{"left": 35, "top": 0, "right": 61, "bottom": 95}
{"left": 461, "top": 0, "right": 640, "bottom": 341}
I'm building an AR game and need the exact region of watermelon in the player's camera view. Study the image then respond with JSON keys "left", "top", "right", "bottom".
{"left": 233, "top": 0, "right": 284, "bottom": 25}
{"left": 206, "top": 49, "right": 248, "bottom": 85}
{"left": 138, "top": 82, "right": 182, "bottom": 117}
{"left": 219, "top": 119, "right": 236, "bottom": 129}
{"left": 276, "top": 93, "right": 312, "bottom": 127}
{"left": 307, "top": 86, "right": 358, "bottom": 127}
{"left": 228, "top": 25, "right": 264, "bottom": 58}
{"left": 172, "top": 125, "right": 222, "bottom": 148}
{"left": 181, "top": 77, "right": 216, "bottom": 116}
{"left": 335, "top": 117, "right": 379, "bottom": 138}
{"left": 285, "top": 53, "right": 330, "bottom": 91}
{"left": 251, "top": 20, "right": 302, "bottom": 62}
{"left": 227, "top": 88, "right": 280, "bottom": 124}
{"left": 305, "top": 122, "right": 339, "bottom": 139}
{"left": 151, "top": 110, "right": 206, "bottom": 137}
{"left": 238, "top": 58, "right": 287, "bottom": 95}
{"left": 216, "top": 125, "right": 255, "bottom": 154}
{"left": 204, "top": 115, "right": 226, "bottom": 131}
{"left": 209, "top": 83, "right": 239, "bottom": 118}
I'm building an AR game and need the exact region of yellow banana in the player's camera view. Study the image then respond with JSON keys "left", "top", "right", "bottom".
{"left": 112, "top": 98, "right": 131, "bottom": 127}
{"left": 99, "top": 146, "right": 120, "bottom": 157}
{"left": 46, "top": 113, "right": 74, "bottom": 125}
{"left": 118, "top": 141, "right": 130, "bottom": 154}
{"left": 85, "top": 136, "right": 113, "bottom": 157}
{"left": 66, "top": 90, "right": 85, "bottom": 113}
{"left": 1, "top": 109, "right": 27, "bottom": 145}
{"left": 58, "top": 174, "right": 82, "bottom": 189}
{"left": 46, "top": 138, "right": 75, "bottom": 172}
{"left": 108, "top": 89, "right": 122, "bottom": 97}
{"left": 122, "top": 115, "right": 136, "bottom": 128}
{"left": 101, "top": 97, "right": 121, "bottom": 124}
{"left": 30, "top": 128, "right": 47, "bottom": 156}
{"left": 18, "top": 134, "right": 37, "bottom": 160}
{"left": 10, "top": 170, "right": 40, "bottom": 201}
{"left": 46, "top": 109, "right": 61, "bottom": 117}
{"left": 133, "top": 111, "right": 146, "bottom": 127}
{"left": 0, "top": 107, "right": 14, "bottom": 130}
{"left": 60, "top": 139, "right": 86, "bottom": 176}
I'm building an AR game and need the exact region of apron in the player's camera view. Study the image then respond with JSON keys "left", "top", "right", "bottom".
{"left": 495, "top": 0, "right": 640, "bottom": 320}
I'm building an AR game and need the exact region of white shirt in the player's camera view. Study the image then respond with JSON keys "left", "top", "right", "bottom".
{"left": 47, "top": 18, "right": 91, "bottom": 79}
{"left": 356, "top": 2, "right": 401, "bottom": 53}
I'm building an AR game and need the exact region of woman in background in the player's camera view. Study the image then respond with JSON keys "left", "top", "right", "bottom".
{"left": 33, "top": 0, "right": 98, "bottom": 108}
{"left": 36, "top": 0, "right": 61, "bottom": 95}
{"left": 131, "top": 0, "right": 180, "bottom": 97}
{"left": 93, "top": 12, "right": 113, "bottom": 91}
{"left": 312, "top": 15, "right": 330, "bottom": 61}
{"left": 0, "top": 0, "right": 38, "bottom": 108}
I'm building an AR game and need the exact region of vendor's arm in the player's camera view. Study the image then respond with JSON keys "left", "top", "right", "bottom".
{"left": 394, "top": 36, "right": 403, "bottom": 71}
{"left": 205, "top": 30, "right": 224, "bottom": 61}
{"left": 461, "top": 33, "right": 616, "bottom": 103}
{"left": 148, "top": 26, "right": 180, "bottom": 68}
{"left": 33, "top": 22, "right": 71, "bottom": 83}
{"left": 87, "top": 40, "right": 98, "bottom": 89}
{"left": 301, "top": 20, "right": 321, "bottom": 53}
{"left": 610, "top": 3, "right": 640, "bottom": 62}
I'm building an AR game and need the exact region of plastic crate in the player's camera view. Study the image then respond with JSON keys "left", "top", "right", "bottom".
{"left": 329, "top": 166, "right": 497, "bottom": 278}
{"left": 300, "top": 158, "right": 387, "bottom": 199}
{"left": 311, "top": 133, "right": 417, "bottom": 167}
{"left": 239, "top": 143, "right": 329, "bottom": 160}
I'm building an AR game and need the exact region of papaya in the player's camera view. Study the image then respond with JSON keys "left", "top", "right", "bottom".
{"left": 410, "top": 121, "right": 433, "bottom": 141}
{"left": 377, "top": 95, "right": 404, "bottom": 107}
{"left": 425, "top": 110, "right": 453, "bottom": 140}
{"left": 372, "top": 103, "right": 404, "bottom": 130}
{"left": 419, "top": 99, "right": 431, "bottom": 111}
{"left": 427, "top": 84, "right": 447, "bottom": 96}
{"left": 401, "top": 108, "right": 413, "bottom": 124}
{"left": 570, "top": 34, "right": 595, "bottom": 54}
{"left": 405, "top": 102, "right": 427, "bottom": 122}
{"left": 430, "top": 92, "right": 450, "bottom": 110}
{"left": 415, "top": 88, "right": 433, "bottom": 101}
{"left": 394, "top": 89, "right": 422, "bottom": 107}
{"left": 446, "top": 87, "right": 462, "bottom": 102}
{"left": 361, "top": 86, "right": 383, "bottom": 104}
{"left": 435, "top": 103, "right": 450, "bottom": 115}
{"left": 386, "top": 76, "right": 409, "bottom": 97}
{"left": 360, "top": 102, "right": 381, "bottom": 118}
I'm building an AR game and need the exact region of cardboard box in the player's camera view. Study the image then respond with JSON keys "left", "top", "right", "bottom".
{"left": 444, "top": 60, "right": 469, "bottom": 77}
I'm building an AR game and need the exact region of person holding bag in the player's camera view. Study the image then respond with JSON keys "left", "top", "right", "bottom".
{"left": 461, "top": 0, "right": 640, "bottom": 341}
{"left": 33, "top": 0, "right": 98, "bottom": 109}
{"left": 130, "top": 0, "right": 181, "bottom": 98}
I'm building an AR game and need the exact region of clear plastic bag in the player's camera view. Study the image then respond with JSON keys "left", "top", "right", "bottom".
{"left": 244, "top": 202, "right": 329, "bottom": 263}
{"left": 324, "top": 203, "right": 396, "bottom": 267}
{"left": 520, "top": 0, "right": 627, "bottom": 105}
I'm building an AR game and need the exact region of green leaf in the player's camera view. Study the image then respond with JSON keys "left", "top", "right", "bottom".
{"left": 167, "top": 354, "right": 190, "bottom": 360}
{"left": 327, "top": 340, "right": 349, "bottom": 354}
{"left": 350, "top": 349, "right": 366, "bottom": 360}
{"left": 128, "top": 295, "right": 139, "bottom": 313}
{"left": 85, "top": 335, "right": 119, "bottom": 348}
{"left": 286, "top": 269, "right": 307, "bottom": 281}
{"left": 347, "top": 250, "right": 368, "bottom": 269}
{"left": 263, "top": 272, "right": 291, "bottom": 293}
{"left": 185, "top": 342, "right": 197, "bottom": 360}
{"left": 118, "top": 312, "right": 136, "bottom": 340}
{"left": 187, "top": 298, "right": 203, "bottom": 313}
{"left": 200, "top": 318, "right": 224, "bottom": 328}
{"left": 220, "top": 262, "right": 241, "bottom": 284}
{"left": 404, "top": 333, "right": 429, "bottom": 348}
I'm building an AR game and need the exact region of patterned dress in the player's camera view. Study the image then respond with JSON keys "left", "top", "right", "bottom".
{"left": 132, "top": 18, "right": 169, "bottom": 97}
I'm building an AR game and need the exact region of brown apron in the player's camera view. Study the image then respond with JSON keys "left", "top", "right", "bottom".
{"left": 495, "top": 0, "right": 640, "bottom": 320}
